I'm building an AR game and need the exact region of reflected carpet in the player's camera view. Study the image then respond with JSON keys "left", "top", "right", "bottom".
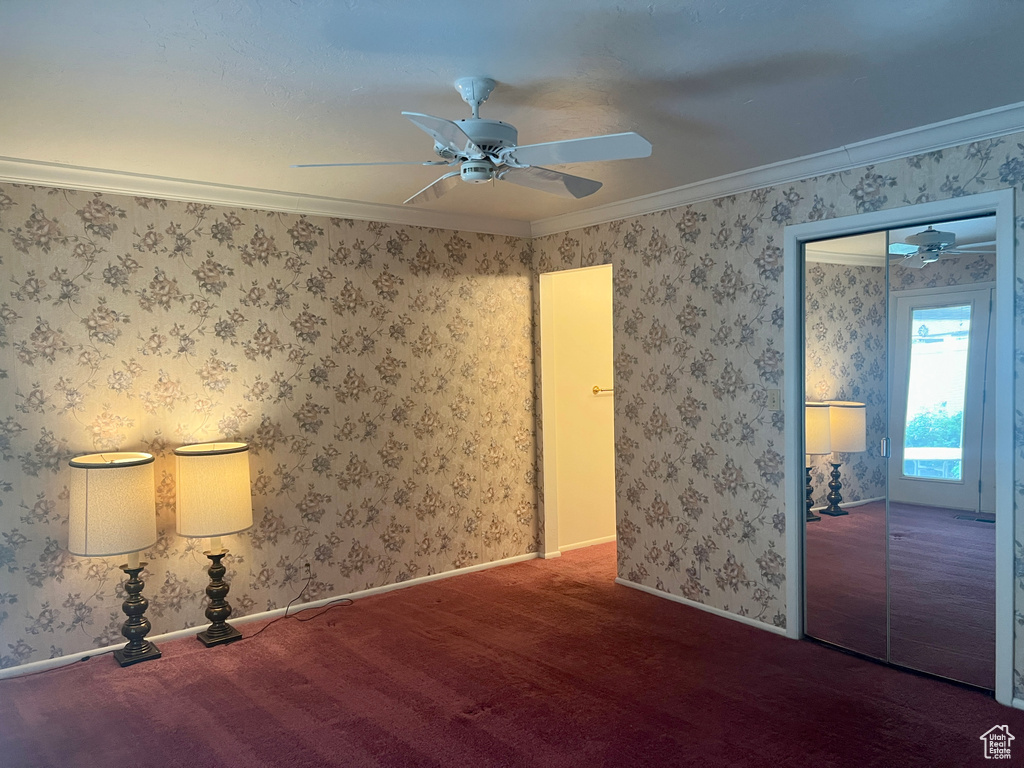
{"left": 805, "top": 500, "right": 995, "bottom": 688}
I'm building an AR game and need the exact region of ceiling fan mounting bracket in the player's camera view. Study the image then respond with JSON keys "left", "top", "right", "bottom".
{"left": 454, "top": 77, "right": 496, "bottom": 119}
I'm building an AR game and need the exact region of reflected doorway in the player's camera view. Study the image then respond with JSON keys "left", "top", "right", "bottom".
{"left": 888, "top": 288, "right": 994, "bottom": 511}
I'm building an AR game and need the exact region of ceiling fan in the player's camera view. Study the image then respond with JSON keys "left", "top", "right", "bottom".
{"left": 292, "top": 77, "right": 653, "bottom": 205}
{"left": 888, "top": 225, "right": 995, "bottom": 269}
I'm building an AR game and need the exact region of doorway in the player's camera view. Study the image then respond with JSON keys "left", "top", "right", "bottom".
{"left": 782, "top": 189, "right": 1015, "bottom": 705}
{"left": 539, "top": 264, "right": 616, "bottom": 557}
{"left": 888, "top": 286, "right": 995, "bottom": 511}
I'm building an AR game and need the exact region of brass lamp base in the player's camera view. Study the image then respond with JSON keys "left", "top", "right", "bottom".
{"left": 114, "top": 642, "right": 163, "bottom": 666}
{"left": 805, "top": 466, "right": 820, "bottom": 523}
{"left": 197, "top": 623, "right": 242, "bottom": 647}
{"left": 820, "top": 462, "right": 848, "bottom": 516}
{"left": 198, "top": 549, "right": 243, "bottom": 647}
{"left": 114, "top": 563, "right": 162, "bottom": 667}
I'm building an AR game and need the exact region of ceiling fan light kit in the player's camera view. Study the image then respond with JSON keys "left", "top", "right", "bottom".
{"left": 460, "top": 160, "right": 496, "bottom": 183}
{"left": 294, "top": 76, "right": 652, "bottom": 205}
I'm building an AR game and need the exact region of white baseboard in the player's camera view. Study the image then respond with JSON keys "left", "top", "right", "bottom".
{"left": 0, "top": 550, "right": 539, "bottom": 680}
{"left": 540, "top": 550, "right": 562, "bottom": 559}
{"left": 614, "top": 577, "right": 789, "bottom": 637}
{"left": 1012, "top": 698, "right": 1024, "bottom": 711}
{"left": 810, "top": 495, "right": 885, "bottom": 512}
{"left": 841, "top": 496, "right": 885, "bottom": 508}
{"left": 559, "top": 534, "right": 616, "bottom": 553}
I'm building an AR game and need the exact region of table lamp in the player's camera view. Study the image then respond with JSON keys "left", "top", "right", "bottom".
{"left": 68, "top": 451, "right": 161, "bottom": 666}
{"left": 804, "top": 402, "right": 832, "bottom": 523}
{"left": 822, "top": 401, "right": 867, "bottom": 516}
{"left": 174, "top": 442, "right": 253, "bottom": 646}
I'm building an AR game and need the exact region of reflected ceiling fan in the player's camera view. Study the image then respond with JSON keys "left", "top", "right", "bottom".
{"left": 292, "top": 77, "right": 652, "bottom": 205}
{"left": 888, "top": 225, "right": 995, "bottom": 269}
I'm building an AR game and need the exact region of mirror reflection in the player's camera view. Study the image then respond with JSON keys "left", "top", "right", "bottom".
{"left": 803, "top": 215, "right": 996, "bottom": 690}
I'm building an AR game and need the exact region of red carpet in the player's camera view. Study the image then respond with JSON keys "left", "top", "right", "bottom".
{"left": 1, "top": 543, "right": 1019, "bottom": 767}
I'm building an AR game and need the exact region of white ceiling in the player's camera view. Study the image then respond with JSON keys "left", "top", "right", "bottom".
{"left": 3, "top": 1, "right": 1024, "bottom": 233}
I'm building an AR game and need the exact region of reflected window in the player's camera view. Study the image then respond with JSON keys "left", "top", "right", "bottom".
{"left": 902, "top": 304, "right": 971, "bottom": 480}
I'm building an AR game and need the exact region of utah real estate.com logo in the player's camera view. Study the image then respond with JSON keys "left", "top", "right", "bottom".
{"left": 980, "top": 725, "right": 1014, "bottom": 760}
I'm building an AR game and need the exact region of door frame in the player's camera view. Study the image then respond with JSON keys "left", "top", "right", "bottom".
{"left": 887, "top": 284, "right": 995, "bottom": 510}
{"left": 538, "top": 263, "right": 616, "bottom": 559}
{"left": 783, "top": 188, "right": 1015, "bottom": 705}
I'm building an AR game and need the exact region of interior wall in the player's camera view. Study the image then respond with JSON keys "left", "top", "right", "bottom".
{"left": 533, "top": 133, "right": 1024, "bottom": 674}
{"left": 890, "top": 250, "right": 996, "bottom": 291}
{"left": 0, "top": 185, "right": 537, "bottom": 669}
{"left": 2, "top": 133, "right": 1023, "bottom": 689}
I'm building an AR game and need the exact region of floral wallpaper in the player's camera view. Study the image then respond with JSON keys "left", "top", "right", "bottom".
{"left": 890, "top": 250, "right": 996, "bottom": 292}
{"left": 0, "top": 186, "right": 537, "bottom": 669}
{"left": 804, "top": 262, "right": 887, "bottom": 508}
{"left": 2, "top": 130, "right": 1024, "bottom": 696}
{"left": 534, "top": 134, "right": 1024, "bottom": 690}
{"left": 534, "top": 202, "right": 791, "bottom": 627}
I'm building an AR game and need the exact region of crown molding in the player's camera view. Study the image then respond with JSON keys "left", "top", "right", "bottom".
{"left": 3, "top": 101, "right": 1023, "bottom": 241}
{"left": 803, "top": 249, "right": 884, "bottom": 267}
{"left": 530, "top": 100, "right": 1024, "bottom": 237}
{"left": 0, "top": 156, "right": 533, "bottom": 239}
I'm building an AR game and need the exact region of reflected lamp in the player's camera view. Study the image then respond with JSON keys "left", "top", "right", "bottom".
{"left": 822, "top": 401, "right": 867, "bottom": 516}
{"left": 804, "top": 402, "right": 832, "bottom": 523}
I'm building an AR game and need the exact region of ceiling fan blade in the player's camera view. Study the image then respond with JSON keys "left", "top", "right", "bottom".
{"left": 505, "top": 132, "right": 652, "bottom": 167}
{"left": 402, "top": 112, "right": 483, "bottom": 157}
{"left": 292, "top": 160, "right": 450, "bottom": 168}
{"left": 403, "top": 171, "right": 462, "bottom": 205}
{"left": 498, "top": 166, "right": 602, "bottom": 199}
{"left": 896, "top": 255, "right": 930, "bottom": 270}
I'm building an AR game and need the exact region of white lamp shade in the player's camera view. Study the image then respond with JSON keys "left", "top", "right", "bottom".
{"left": 68, "top": 452, "right": 157, "bottom": 557}
{"left": 804, "top": 402, "right": 832, "bottom": 455}
{"left": 174, "top": 442, "right": 253, "bottom": 538}
{"left": 828, "top": 401, "right": 867, "bottom": 453}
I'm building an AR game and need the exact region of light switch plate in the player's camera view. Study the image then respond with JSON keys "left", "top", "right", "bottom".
{"left": 767, "top": 388, "right": 781, "bottom": 411}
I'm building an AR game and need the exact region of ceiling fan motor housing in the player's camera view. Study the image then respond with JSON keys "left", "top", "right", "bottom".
{"left": 906, "top": 226, "right": 956, "bottom": 249}
{"left": 456, "top": 119, "right": 518, "bottom": 156}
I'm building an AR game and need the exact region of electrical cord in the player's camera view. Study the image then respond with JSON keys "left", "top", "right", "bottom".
{"left": 243, "top": 565, "right": 353, "bottom": 640}
{"left": 293, "top": 597, "right": 354, "bottom": 622}
{"left": 6, "top": 565, "right": 354, "bottom": 678}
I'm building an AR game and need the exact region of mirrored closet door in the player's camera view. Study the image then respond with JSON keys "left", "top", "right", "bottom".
{"left": 802, "top": 215, "right": 996, "bottom": 690}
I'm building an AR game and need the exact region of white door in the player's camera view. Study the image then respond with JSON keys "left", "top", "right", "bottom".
{"left": 539, "top": 265, "right": 616, "bottom": 554}
{"left": 888, "top": 286, "right": 994, "bottom": 511}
